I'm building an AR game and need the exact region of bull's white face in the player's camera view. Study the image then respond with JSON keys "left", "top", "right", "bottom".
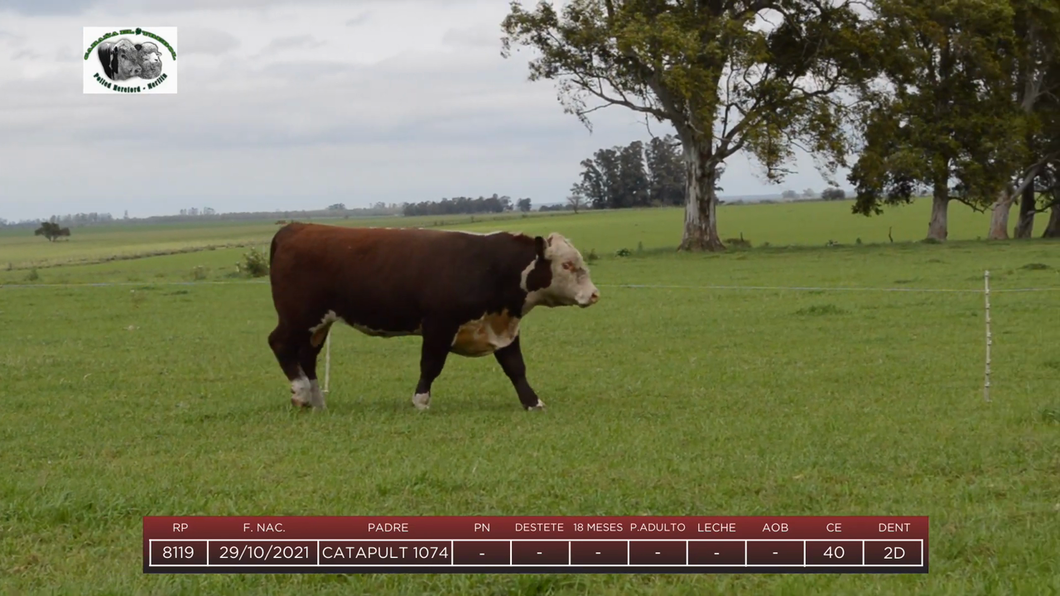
{"left": 138, "top": 43, "right": 162, "bottom": 78}
{"left": 112, "top": 39, "right": 142, "bottom": 79}
{"left": 524, "top": 233, "right": 600, "bottom": 311}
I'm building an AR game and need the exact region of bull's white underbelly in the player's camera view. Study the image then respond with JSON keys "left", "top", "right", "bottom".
{"left": 309, "top": 309, "right": 519, "bottom": 357}
{"left": 450, "top": 310, "right": 520, "bottom": 357}
{"left": 309, "top": 310, "right": 423, "bottom": 346}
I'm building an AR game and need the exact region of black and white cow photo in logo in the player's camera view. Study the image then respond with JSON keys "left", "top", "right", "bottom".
{"left": 97, "top": 38, "right": 163, "bottom": 81}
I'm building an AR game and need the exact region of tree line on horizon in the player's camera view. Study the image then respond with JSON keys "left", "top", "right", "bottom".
{"left": 400, "top": 195, "right": 534, "bottom": 217}
{"left": 500, "top": 0, "right": 1060, "bottom": 248}
{"left": 0, "top": 203, "right": 406, "bottom": 230}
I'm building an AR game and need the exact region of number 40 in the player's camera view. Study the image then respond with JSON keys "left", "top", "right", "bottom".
{"left": 823, "top": 546, "right": 846, "bottom": 559}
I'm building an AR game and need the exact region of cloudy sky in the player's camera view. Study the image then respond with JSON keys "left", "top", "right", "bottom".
{"left": 0, "top": 0, "right": 840, "bottom": 222}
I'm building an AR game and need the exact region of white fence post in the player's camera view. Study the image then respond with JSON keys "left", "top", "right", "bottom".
{"left": 984, "top": 270, "right": 991, "bottom": 403}
{"left": 324, "top": 332, "right": 331, "bottom": 395}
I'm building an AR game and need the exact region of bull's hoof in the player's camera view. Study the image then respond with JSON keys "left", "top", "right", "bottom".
{"left": 526, "top": 400, "right": 546, "bottom": 411}
{"left": 412, "top": 393, "right": 431, "bottom": 411}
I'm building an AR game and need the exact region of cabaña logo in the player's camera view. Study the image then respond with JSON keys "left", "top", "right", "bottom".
{"left": 83, "top": 27, "right": 178, "bottom": 94}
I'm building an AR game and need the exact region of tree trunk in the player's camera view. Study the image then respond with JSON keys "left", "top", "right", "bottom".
{"left": 1013, "top": 183, "right": 1037, "bottom": 238}
{"left": 678, "top": 138, "right": 724, "bottom": 251}
{"left": 1043, "top": 202, "right": 1060, "bottom": 238}
{"left": 987, "top": 187, "right": 1017, "bottom": 240}
{"left": 927, "top": 184, "right": 949, "bottom": 241}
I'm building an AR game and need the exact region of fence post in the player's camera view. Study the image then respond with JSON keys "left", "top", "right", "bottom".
{"left": 984, "top": 270, "right": 991, "bottom": 403}
{"left": 324, "top": 332, "right": 331, "bottom": 395}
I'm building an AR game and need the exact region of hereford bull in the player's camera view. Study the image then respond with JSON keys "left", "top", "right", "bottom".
{"left": 267, "top": 223, "right": 600, "bottom": 411}
{"left": 96, "top": 38, "right": 163, "bottom": 81}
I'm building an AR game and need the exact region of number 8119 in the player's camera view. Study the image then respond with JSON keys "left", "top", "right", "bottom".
{"left": 162, "top": 545, "right": 196, "bottom": 559}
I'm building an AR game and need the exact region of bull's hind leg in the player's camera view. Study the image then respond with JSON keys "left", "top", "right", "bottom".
{"left": 412, "top": 321, "right": 459, "bottom": 410}
{"left": 268, "top": 324, "right": 315, "bottom": 409}
{"left": 298, "top": 322, "right": 332, "bottom": 410}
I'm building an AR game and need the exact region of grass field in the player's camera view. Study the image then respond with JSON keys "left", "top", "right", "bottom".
{"left": 0, "top": 196, "right": 1012, "bottom": 275}
{"left": 2, "top": 199, "right": 1059, "bottom": 595}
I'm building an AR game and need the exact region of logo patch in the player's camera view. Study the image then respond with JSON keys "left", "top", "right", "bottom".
{"left": 83, "top": 27, "right": 178, "bottom": 94}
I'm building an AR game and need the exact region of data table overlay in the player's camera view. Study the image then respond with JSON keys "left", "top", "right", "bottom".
{"left": 143, "top": 516, "right": 928, "bottom": 574}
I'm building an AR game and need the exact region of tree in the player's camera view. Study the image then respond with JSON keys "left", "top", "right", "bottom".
{"left": 616, "top": 140, "right": 649, "bottom": 207}
{"left": 1005, "top": 0, "right": 1060, "bottom": 239}
{"left": 593, "top": 148, "right": 623, "bottom": 209}
{"left": 781, "top": 190, "right": 798, "bottom": 200}
{"left": 573, "top": 158, "right": 607, "bottom": 209}
{"left": 821, "top": 187, "right": 847, "bottom": 201}
{"left": 574, "top": 136, "right": 723, "bottom": 209}
{"left": 818, "top": 186, "right": 843, "bottom": 200}
{"left": 566, "top": 185, "right": 585, "bottom": 213}
{"left": 645, "top": 134, "right": 684, "bottom": 206}
{"left": 34, "top": 221, "right": 70, "bottom": 241}
{"left": 849, "top": 0, "right": 1020, "bottom": 242}
{"left": 517, "top": 197, "right": 533, "bottom": 212}
{"left": 502, "top": 0, "right": 871, "bottom": 251}
{"left": 802, "top": 188, "right": 816, "bottom": 199}
{"left": 1034, "top": 164, "right": 1060, "bottom": 237}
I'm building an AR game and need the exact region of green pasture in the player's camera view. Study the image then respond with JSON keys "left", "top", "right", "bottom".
{"left": 0, "top": 197, "right": 1012, "bottom": 274}
{"left": 1, "top": 201, "right": 1059, "bottom": 595}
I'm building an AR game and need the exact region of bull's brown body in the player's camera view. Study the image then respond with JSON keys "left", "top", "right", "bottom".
{"left": 267, "top": 222, "right": 599, "bottom": 411}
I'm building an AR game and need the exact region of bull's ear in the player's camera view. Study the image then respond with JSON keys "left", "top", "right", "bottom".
{"left": 534, "top": 236, "right": 547, "bottom": 261}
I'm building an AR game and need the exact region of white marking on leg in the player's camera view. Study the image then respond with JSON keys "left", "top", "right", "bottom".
{"left": 528, "top": 399, "right": 545, "bottom": 411}
{"left": 308, "top": 378, "right": 326, "bottom": 410}
{"left": 291, "top": 374, "right": 312, "bottom": 407}
{"left": 412, "top": 392, "right": 431, "bottom": 410}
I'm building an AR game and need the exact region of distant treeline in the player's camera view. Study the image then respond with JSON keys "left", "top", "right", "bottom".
{"left": 1, "top": 211, "right": 117, "bottom": 228}
{"left": 401, "top": 195, "right": 533, "bottom": 217}
{"left": 0, "top": 203, "right": 403, "bottom": 229}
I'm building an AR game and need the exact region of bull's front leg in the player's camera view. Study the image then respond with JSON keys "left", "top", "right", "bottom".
{"left": 412, "top": 321, "right": 459, "bottom": 410}
{"left": 493, "top": 336, "right": 544, "bottom": 411}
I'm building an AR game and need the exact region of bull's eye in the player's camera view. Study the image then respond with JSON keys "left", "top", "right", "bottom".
{"left": 562, "top": 261, "right": 574, "bottom": 271}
